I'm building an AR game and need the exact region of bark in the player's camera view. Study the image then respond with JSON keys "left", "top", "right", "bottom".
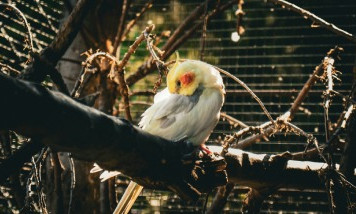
{"left": 0, "top": 74, "right": 226, "bottom": 200}
{"left": 1, "top": 74, "right": 352, "bottom": 201}
{"left": 206, "top": 183, "right": 234, "bottom": 214}
{"left": 242, "top": 188, "right": 275, "bottom": 213}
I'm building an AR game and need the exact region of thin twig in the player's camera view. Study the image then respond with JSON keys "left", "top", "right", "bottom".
{"left": 31, "top": 155, "right": 48, "bottom": 214}
{"left": 84, "top": 51, "right": 120, "bottom": 66}
{"left": 215, "top": 66, "right": 275, "bottom": 125}
{"left": 161, "top": 0, "right": 214, "bottom": 52}
{"left": 221, "top": 122, "right": 273, "bottom": 156}
{"left": 221, "top": 112, "right": 270, "bottom": 142}
{"left": 0, "top": 3, "right": 34, "bottom": 54}
{"left": 163, "top": 59, "right": 275, "bottom": 125}
{"left": 164, "top": 0, "right": 235, "bottom": 60}
{"left": 239, "top": 47, "right": 341, "bottom": 148}
{"left": 282, "top": 121, "right": 326, "bottom": 162}
{"left": 143, "top": 29, "right": 168, "bottom": 92}
{"left": 109, "top": 25, "right": 154, "bottom": 80}
{"left": 220, "top": 112, "right": 248, "bottom": 128}
{"left": 111, "top": 25, "right": 154, "bottom": 122}
{"left": 267, "top": 0, "right": 356, "bottom": 43}
{"left": 200, "top": 0, "right": 209, "bottom": 61}
{"left": 71, "top": 67, "right": 86, "bottom": 97}
{"left": 72, "top": 51, "right": 117, "bottom": 98}
{"left": 112, "top": 0, "right": 129, "bottom": 54}
{"left": 125, "top": 0, "right": 234, "bottom": 87}
{"left": 121, "top": 0, "right": 153, "bottom": 42}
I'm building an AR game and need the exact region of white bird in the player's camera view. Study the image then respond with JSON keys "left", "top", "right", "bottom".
{"left": 93, "top": 59, "right": 225, "bottom": 214}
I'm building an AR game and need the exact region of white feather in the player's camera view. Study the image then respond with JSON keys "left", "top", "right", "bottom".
{"left": 91, "top": 60, "right": 224, "bottom": 180}
{"left": 139, "top": 87, "right": 224, "bottom": 145}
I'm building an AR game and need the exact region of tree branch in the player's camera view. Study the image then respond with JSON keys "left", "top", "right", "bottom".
{"left": 112, "top": 0, "right": 130, "bottom": 54}
{"left": 0, "top": 74, "right": 227, "bottom": 200}
{"left": 1, "top": 74, "right": 354, "bottom": 201}
{"left": 267, "top": 0, "right": 356, "bottom": 43}
{"left": 120, "top": 0, "right": 153, "bottom": 42}
{"left": 19, "top": 0, "right": 99, "bottom": 82}
{"left": 125, "top": 0, "right": 235, "bottom": 86}
{"left": 237, "top": 47, "right": 342, "bottom": 148}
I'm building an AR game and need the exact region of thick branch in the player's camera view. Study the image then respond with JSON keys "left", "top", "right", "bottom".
{"left": 0, "top": 73, "right": 344, "bottom": 211}
{"left": 1, "top": 74, "right": 353, "bottom": 201}
{"left": 210, "top": 146, "right": 330, "bottom": 190}
{"left": 0, "top": 74, "right": 227, "bottom": 200}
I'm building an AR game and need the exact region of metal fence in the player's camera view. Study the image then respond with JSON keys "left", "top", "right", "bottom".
{"left": 0, "top": 0, "right": 355, "bottom": 213}
{"left": 126, "top": 0, "right": 356, "bottom": 213}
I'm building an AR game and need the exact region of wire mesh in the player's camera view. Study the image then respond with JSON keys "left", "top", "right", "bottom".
{"left": 0, "top": 0, "right": 355, "bottom": 213}
{"left": 125, "top": 0, "right": 356, "bottom": 213}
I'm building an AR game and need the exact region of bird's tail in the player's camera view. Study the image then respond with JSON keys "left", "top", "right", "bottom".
{"left": 113, "top": 181, "right": 143, "bottom": 214}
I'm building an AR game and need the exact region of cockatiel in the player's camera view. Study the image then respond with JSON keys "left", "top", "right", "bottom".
{"left": 93, "top": 59, "right": 225, "bottom": 214}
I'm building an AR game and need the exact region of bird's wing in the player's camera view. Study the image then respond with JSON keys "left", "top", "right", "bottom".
{"left": 139, "top": 87, "right": 223, "bottom": 144}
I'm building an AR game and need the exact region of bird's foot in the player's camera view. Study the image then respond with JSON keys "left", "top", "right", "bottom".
{"left": 199, "top": 144, "right": 215, "bottom": 159}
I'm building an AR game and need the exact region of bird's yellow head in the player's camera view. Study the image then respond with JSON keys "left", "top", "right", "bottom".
{"left": 167, "top": 59, "right": 224, "bottom": 96}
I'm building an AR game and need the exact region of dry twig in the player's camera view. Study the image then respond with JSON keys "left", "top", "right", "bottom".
{"left": 267, "top": 0, "right": 356, "bottom": 43}
{"left": 239, "top": 47, "right": 342, "bottom": 148}
{"left": 121, "top": 0, "right": 153, "bottom": 42}
{"left": 220, "top": 112, "right": 248, "bottom": 128}
{"left": 200, "top": 0, "right": 210, "bottom": 61}
{"left": 111, "top": 25, "right": 154, "bottom": 122}
{"left": 125, "top": 0, "right": 235, "bottom": 87}
{"left": 215, "top": 66, "right": 275, "bottom": 125}
{"left": 0, "top": 3, "right": 34, "bottom": 54}
{"left": 112, "top": 0, "right": 129, "bottom": 54}
{"left": 143, "top": 29, "right": 168, "bottom": 93}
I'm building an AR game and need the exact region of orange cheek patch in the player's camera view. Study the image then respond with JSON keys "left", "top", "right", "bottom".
{"left": 180, "top": 72, "right": 195, "bottom": 85}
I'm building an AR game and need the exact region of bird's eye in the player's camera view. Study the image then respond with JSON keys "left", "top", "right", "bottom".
{"left": 176, "top": 80, "right": 181, "bottom": 87}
